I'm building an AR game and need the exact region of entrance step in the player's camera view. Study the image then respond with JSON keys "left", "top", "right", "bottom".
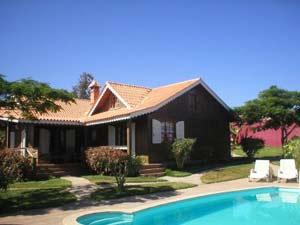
{"left": 37, "top": 163, "right": 86, "bottom": 177}
{"left": 140, "top": 164, "right": 165, "bottom": 177}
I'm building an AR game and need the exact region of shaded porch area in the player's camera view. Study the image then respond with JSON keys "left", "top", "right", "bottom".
{"left": 85, "top": 119, "right": 136, "bottom": 156}
{"left": 2, "top": 122, "right": 84, "bottom": 163}
{"left": 1, "top": 118, "right": 138, "bottom": 164}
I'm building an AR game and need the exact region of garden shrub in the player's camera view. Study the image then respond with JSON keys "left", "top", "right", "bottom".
{"left": 0, "top": 149, "right": 33, "bottom": 190}
{"left": 283, "top": 137, "right": 300, "bottom": 169}
{"left": 85, "top": 147, "right": 137, "bottom": 193}
{"left": 109, "top": 154, "right": 131, "bottom": 193}
{"left": 85, "top": 147, "right": 141, "bottom": 176}
{"left": 240, "top": 137, "right": 264, "bottom": 159}
{"left": 127, "top": 157, "right": 142, "bottom": 177}
{"left": 171, "top": 138, "right": 196, "bottom": 169}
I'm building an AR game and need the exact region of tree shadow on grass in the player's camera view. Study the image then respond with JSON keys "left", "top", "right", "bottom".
{"left": 0, "top": 184, "right": 185, "bottom": 218}
{"left": 0, "top": 188, "right": 76, "bottom": 216}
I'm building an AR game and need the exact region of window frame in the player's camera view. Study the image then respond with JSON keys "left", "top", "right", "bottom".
{"left": 161, "top": 121, "right": 175, "bottom": 142}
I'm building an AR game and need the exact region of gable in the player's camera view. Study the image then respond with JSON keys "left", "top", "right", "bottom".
{"left": 92, "top": 89, "right": 127, "bottom": 114}
{"left": 148, "top": 83, "right": 231, "bottom": 122}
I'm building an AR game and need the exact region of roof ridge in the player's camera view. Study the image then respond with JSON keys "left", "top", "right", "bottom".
{"left": 107, "top": 81, "right": 152, "bottom": 90}
{"left": 137, "top": 78, "right": 200, "bottom": 106}
{"left": 153, "top": 78, "right": 201, "bottom": 90}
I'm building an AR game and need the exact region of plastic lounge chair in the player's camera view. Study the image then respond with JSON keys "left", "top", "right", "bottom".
{"left": 249, "top": 160, "right": 270, "bottom": 182}
{"left": 277, "top": 159, "right": 298, "bottom": 182}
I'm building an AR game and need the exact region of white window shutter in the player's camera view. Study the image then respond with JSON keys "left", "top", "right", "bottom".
{"left": 152, "top": 119, "right": 162, "bottom": 144}
{"left": 108, "top": 125, "right": 115, "bottom": 145}
{"left": 176, "top": 121, "right": 185, "bottom": 139}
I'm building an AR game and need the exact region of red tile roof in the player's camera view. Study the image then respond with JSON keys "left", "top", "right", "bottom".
{"left": 0, "top": 78, "right": 229, "bottom": 125}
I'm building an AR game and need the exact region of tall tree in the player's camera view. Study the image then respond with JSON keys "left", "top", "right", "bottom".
{"left": 72, "top": 72, "right": 94, "bottom": 99}
{"left": 235, "top": 86, "right": 300, "bottom": 148}
{"left": 0, "top": 75, "right": 74, "bottom": 120}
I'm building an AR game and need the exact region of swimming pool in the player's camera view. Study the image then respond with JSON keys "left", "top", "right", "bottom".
{"left": 77, "top": 187, "right": 300, "bottom": 225}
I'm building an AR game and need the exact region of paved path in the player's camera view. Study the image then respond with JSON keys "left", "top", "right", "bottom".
{"left": 62, "top": 176, "right": 98, "bottom": 200}
{"left": 162, "top": 173, "right": 202, "bottom": 185}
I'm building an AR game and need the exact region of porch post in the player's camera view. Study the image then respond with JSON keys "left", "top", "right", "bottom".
{"left": 127, "top": 120, "right": 132, "bottom": 155}
{"left": 6, "top": 122, "right": 9, "bottom": 148}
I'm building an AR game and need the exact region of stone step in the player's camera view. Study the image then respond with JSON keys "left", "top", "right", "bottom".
{"left": 140, "top": 163, "right": 165, "bottom": 177}
{"left": 38, "top": 163, "right": 81, "bottom": 168}
{"left": 141, "top": 163, "right": 164, "bottom": 169}
{"left": 37, "top": 163, "right": 85, "bottom": 177}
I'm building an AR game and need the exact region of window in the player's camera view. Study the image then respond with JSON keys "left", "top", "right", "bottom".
{"left": 189, "top": 93, "right": 201, "bottom": 113}
{"left": 161, "top": 122, "right": 175, "bottom": 142}
{"left": 189, "top": 94, "right": 197, "bottom": 112}
{"left": 109, "top": 96, "right": 116, "bottom": 109}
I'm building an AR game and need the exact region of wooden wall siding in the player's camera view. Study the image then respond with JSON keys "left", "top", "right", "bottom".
{"left": 93, "top": 89, "right": 126, "bottom": 114}
{"left": 133, "top": 116, "right": 149, "bottom": 156}
{"left": 147, "top": 84, "right": 231, "bottom": 163}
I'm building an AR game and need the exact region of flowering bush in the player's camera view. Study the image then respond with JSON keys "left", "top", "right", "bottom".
{"left": 85, "top": 147, "right": 141, "bottom": 176}
{"left": 85, "top": 147, "right": 140, "bottom": 193}
{"left": 0, "top": 149, "right": 33, "bottom": 190}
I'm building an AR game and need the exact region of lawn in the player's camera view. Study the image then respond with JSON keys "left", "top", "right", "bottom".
{"left": 201, "top": 163, "right": 253, "bottom": 184}
{"left": 0, "top": 178, "right": 76, "bottom": 214}
{"left": 232, "top": 146, "right": 283, "bottom": 158}
{"left": 165, "top": 169, "right": 192, "bottom": 177}
{"left": 83, "top": 175, "right": 167, "bottom": 185}
{"left": 90, "top": 182, "right": 196, "bottom": 201}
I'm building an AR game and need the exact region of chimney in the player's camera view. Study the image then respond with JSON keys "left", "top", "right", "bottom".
{"left": 88, "top": 80, "right": 100, "bottom": 104}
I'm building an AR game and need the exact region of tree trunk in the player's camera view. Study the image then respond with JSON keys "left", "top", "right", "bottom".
{"left": 281, "top": 126, "right": 288, "bottom": 152}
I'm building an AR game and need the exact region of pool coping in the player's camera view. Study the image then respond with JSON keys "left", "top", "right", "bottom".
{"left": 63, "top": 184, "right": 300, "bottom": 225}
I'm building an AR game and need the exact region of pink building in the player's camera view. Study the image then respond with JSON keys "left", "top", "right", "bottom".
{"left": 237, "top": 123, "right": 300, "bottom": 147}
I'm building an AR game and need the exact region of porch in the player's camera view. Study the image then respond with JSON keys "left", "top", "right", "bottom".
{"left": 1, "top": 119, "right": 137, "bottom": 164}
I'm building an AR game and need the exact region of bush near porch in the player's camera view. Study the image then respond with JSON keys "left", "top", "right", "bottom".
{"left": 85, "top": 147, "right": 142, "bottom": 176}
{"left": 0, "top": 149, "right": 35, "bottom": 190}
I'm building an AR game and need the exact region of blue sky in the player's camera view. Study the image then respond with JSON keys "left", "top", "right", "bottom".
{"left": 0, "top": 0, "right": 299, "bottom": 107}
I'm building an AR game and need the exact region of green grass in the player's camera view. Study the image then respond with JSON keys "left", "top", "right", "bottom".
{"left": 90, "top": 182, "right": 196, "bottom": 201}
{"left": 83, "top": 175, "right": 167, "bottom": 185}
{"left": 201, "top": 163, "right": 253, "bottom": 184}
{"left": 233, "top": 146, "right": 283, "bottom": 158}
{"left": 165, "top": 169, "right": 192, "bottom": 177}
{"left": 0, "top": 178, "right": 76, "bottom": 214}
{"left": 9, "top": 178, "right": 72, "bottom": 189}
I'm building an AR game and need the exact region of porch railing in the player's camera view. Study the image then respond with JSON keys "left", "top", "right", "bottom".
{"left": 14, "top": 147, "right": 39, "bottom": 164}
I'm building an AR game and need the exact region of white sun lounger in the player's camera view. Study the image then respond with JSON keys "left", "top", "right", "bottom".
{"left": 249, "top": 160, "right": 270, "bottom": 182}
{"left": 277, "top": 159, "right": 298, "bottom": 182}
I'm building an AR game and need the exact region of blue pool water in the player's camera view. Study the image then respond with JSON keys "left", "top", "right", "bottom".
{"left": 77, "top": 187, "right": 300, "bottom": 225}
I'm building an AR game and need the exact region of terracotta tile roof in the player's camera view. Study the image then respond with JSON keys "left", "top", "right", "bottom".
{"left": 1, "top": 78, "right": 225, "bottom": 125}
{"left": 108, "top": 82, "right": 151, "bottom": 107}
{"left": 0, "top": 99, "right": 93, "bottom": 123}
{"left": 85, "top": 78, "right": 200, "bottom": 124}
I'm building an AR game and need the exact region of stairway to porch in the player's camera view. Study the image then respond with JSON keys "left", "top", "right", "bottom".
{"left": 37, "top": 162, "right": 86, "bottom": 177}
{"left": 140, "top": 163, "right": 166, "bottom": 177}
